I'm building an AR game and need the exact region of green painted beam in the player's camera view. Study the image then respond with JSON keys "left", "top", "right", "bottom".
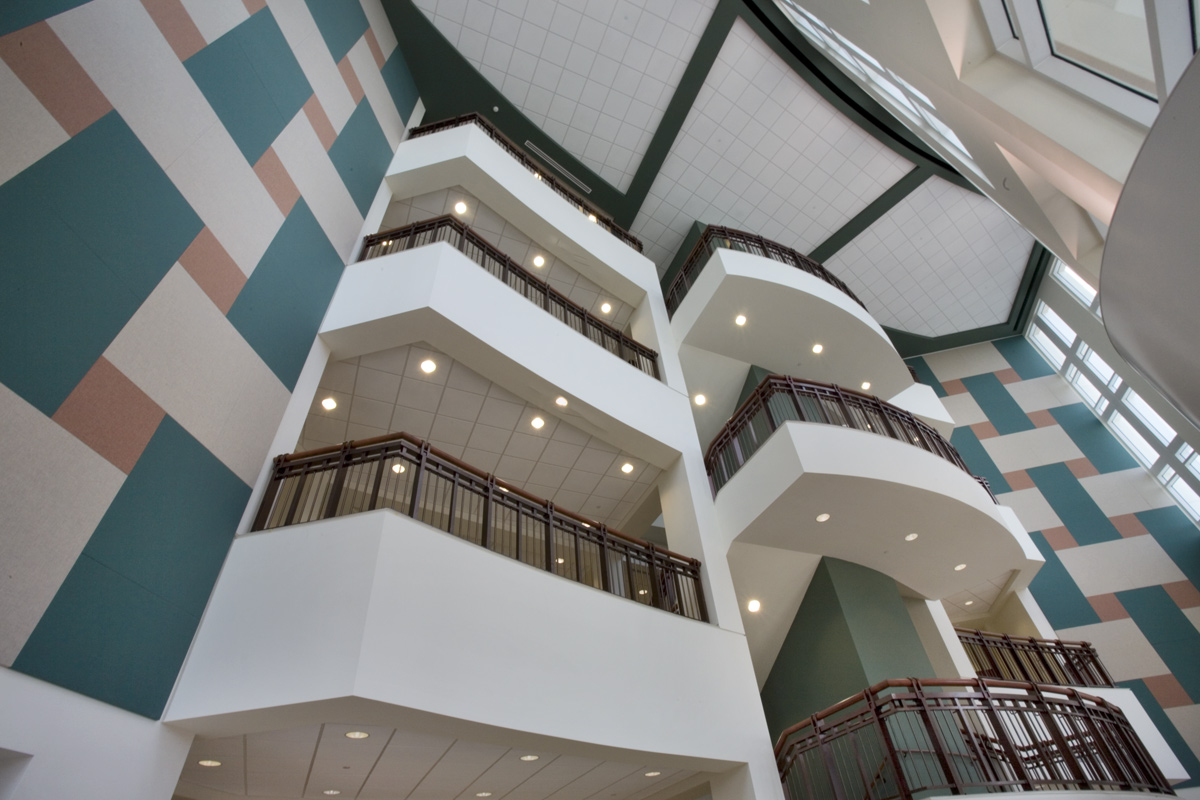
{"left": 808, "top": 165, "right": 931, "bottom": 263}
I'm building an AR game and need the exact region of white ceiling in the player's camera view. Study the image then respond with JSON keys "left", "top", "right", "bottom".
{"left": 175, "top": 723, "right": 697, "bottom": 799}
{"left": 825, "top": 176, "right": 1034, "bottom": 337}
{"left": 299, "top": 343, "right": 661, "bottom": 532}
{"left": 415, "top": 0, "right": 717, "bottom": 191}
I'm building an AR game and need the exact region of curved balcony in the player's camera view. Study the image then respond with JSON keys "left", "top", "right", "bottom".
{"left": 774, "top": 678, "right": 1173, "bottom": 800}
{"left": 359, "top": 215, "right": 659, "bottom": 379}
{"left": 252, "top": 431, "right": 706, "bottom": 622}
{"left": 409, "top": 114, "right": 643, "bottom": 253}
{"left": 705, "top": 375, "right": 990, "bottom": 499}
{"left": 958, "top": 628, "right": 1114, "bottom": 688}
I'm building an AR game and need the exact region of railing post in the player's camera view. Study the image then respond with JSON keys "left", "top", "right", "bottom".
{"left": 252, "top": 456, "right": 286, "bottom": 531}
{"left": 544, "top": 502, "right": 556, "bottom": 572}
{"left": 909, "top": 680, "right": 964, "bottom": 794}
{"left": 648, "top": 547, "right": 661, "bottom": 611}
{"left": 407, "top": 441, "right": 430, "bottom": 519}
{"left": 693, "top": 560, "right": 709, "bottom": 622}
{"left": 978, "top": 630, "right": 1005, "bottom": 680}
{"left": 1003, "top": 633, "right": 1035, "bottom": 682}
{"left": 1028, "top": 683, "right": 1091, "bottom": 788}
{"left": 866, "top": 689, "right": 913, "bottom": 800}
{"left": 322, "top": 442, "right": 352, "bottom": 520}
{"left": 482, "top": 476, "right": 494, "bottom": 551}
{"left": 367, "top": 446, "right": 386, "bottom": 511}
{"left": 598, "top": 526, "right": 612, "bottom": 593}
{"left": 976, "top": 681, "right": 1036, "bottom": 791}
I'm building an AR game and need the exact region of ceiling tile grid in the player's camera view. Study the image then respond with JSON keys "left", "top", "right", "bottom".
{"left": 824, "top": 176, "right": 1034, "bottom": 337}
{"left": 415, "top": 0, "right": 718, "bottom": 191}
{"left": 631, "top": 18, "right": 914, "bottom": 270}
{"left": 300, "top": 344, "right": 661, "bottom": 531}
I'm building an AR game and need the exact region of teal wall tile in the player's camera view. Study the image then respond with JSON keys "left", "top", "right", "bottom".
{"left": 328, "top": 99, "right": 394, "bottom": 215}
{"left": 304, "top": 0, "right": 369, "bottom": 63}
{"left": 1137, "top": 506, "right": 1200, "bottom": 588}
{"left": 1118, "top": 679, "right": 1200, "bottom": 789}
{"left": 1050, "top": 403, "right": 1139, "bottom": 473}
{"left": 904, "top": 356, "right": 946, "bottom": 397}
{"left": 962, "top": 372, "right": 1034, "bottom": 435}
{"left": 380, "top": 46, "right": 420, "bottom": 124}
{"left": 0, "top": 0, "right": 90, "bottom": 37}
{"left": 13, "top": 555, "right": 201, "bottom": 719}
{"left": 81, "top": 416, "right": 250, "bottom": 619}
{"left": 0, "top": 111, "right": 201, "bottom": 415}
{"left": 185, "top": 9, "right": 312, "bottom": 164}
{"left": 993, "top": 335, "right": 1056, "bottom": 380}
{"left": 950, "top": 427, "right": 1011, "bottom": 493}
{"left": 1026, "top": 530, "right": 1100, "bottom": 629}
{"left": 227, "top": 199, "right": 343, "bottom": 389}
{"left": 1118, "top": 586, "right": 1200, "bottom": 701}
{"left": 1027, "top": 463, "right": 1120, "bottom": 545}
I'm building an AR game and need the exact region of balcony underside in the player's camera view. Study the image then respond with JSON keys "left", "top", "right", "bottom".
{"left": 714, "top": 421, "right": 1042, "bottom": 602}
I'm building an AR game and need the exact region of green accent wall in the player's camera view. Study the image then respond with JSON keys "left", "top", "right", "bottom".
{"left": 760, "top": 558, "right": 934, "bottom": 741}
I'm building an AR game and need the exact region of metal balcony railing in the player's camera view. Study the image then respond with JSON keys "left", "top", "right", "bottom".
{"left": 775, "top": 678, "right": 1173, "bottom": 800}
{"left": 251, "top": 432, "right": 707, "bottom": 622}
{"left": 705, "top": 374, "right": 995, "bottom": 499}
{"left": 360, "top": 215, "right": 660, "bottom": 380}
{"left": 664, "top": 225, "right": 866, "bottom": 317}
{"left": 958, "top": 628, "right": 1115, "bottom": 688}
{"left": 408, "top": 113, "right": 643, "bottom": 253}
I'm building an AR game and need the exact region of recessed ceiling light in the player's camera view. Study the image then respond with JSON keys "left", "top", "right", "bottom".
{"left": 321, "top": 397, "right": 337, "bottom": 410}
{"left": 520, "top": 754, "right": 539, "bottom": 761}
{"left": 861, "top": 382, "right": 871, "bottom": 391}
{"left": 694, "top": 394, "right": 706, "bottom": 406}
{"left": 734, "top": 314, "right": 747, "bottom": 326}
{"left": 555, "top": 396, "right": 568, "bottom": 407}
{"left": 477, "top": 794, "right": 493, "bottom": 798}
{"left": 645, "top": 771, "right": 661, "bottom": 777}
{"left": 323, "top": 791, "right": 341, "bottom": 796}
{"left": 600, "top": 302, "right": 612, "bottom": 313}
{"left": 533, "top": 255, "right": 545, "bottom": 267}
{"left": 420, "top": 359, "right": 436, "bottom": 373}
{"left": 454, "top": 201, "right": 467, "bottom": 214}
{"left": 621, "top": 462, "right": 634, "bottom": 473}
{"left": 904, "top": 533, "right": 918, "bottom": 541}
{"left": 816, "top": 513, "right": 830, "bottom": 522}
{"left": 747, "top": 599, "right": 761, "bottom": 613}
{"left": 638, "top": 589, "right": 648, "bottom": 595}
{"left": 556, "top": 557, "right": 564, "bottom": 564}
{"left": 955, "top": 563, "right": 967, "bottom": 571}
{"left": 499, "top": 486, "right": 509, "bottom": 492}
{"left": 344, "top": 731, "right": 369, "bottom": 739}
{"left": 812, "top": 343, "right": 823, "bottom": 354}
{"left": 531, "top": 416, "right": 545, "bottom": 429}
{"left": 582, "top": 522, "right": 590, "bottom": 528}
{"left": 965, "top": 600, "right": 975, "bottom": 606}
{"left": 198, "top": 760, "right": 221, "bottom": 767}
{"left": 588, "top": 214, "right": 597, "bottom": 222}
{"left": 392, "top": 463, "right": 405, "bottom": 474}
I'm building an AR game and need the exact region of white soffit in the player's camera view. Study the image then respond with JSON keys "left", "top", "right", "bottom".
{"left": 825, "top": 176, "right": 1034, "bottom": 337}
{"left": 631, "top": 17, "right": 914, "bottom": 270}
{"left": 414, "top": 0, "right": 717, "bottom": 191}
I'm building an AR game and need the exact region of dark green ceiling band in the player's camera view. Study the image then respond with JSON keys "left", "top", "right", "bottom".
{"left": 808, "top": 165, "right": 932, "bottom": 264}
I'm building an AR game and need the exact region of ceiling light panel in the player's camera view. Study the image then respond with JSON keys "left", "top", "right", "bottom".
{"left": 415, "top": 0, "right": 718, "bottom": 190}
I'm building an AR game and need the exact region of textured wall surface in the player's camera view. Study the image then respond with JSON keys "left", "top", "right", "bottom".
{"left": 909, "top": 337, "right": 1200, "bottom": 788}
{"left": 0, "top": 0, "right": 419, "bottom": 718}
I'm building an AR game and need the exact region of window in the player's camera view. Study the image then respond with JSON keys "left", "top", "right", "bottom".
{"left": 1052, "top": 261, "right": 1098, "bottom": 308}
{"left": 1029, "top": 324, "right": 1066, "bottom": 368}
{"left": 1036, "top": 302, "right": 1076, "bottom": 348}
{"left": 1126, "top": 389, "right": 1177, "bottom": 445}
{"left": 1110, "top": 412, "right": 1160, "bottom": 467}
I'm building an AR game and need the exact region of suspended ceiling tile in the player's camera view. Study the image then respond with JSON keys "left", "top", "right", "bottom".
{"left": 631, "top": 17, "right": 913, "bottom": 270}
{"left": 825, "top": 176, "right": 1033, "bottom": 337}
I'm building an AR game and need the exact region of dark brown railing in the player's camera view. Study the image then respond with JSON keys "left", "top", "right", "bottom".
{"left": 408, "top": 113, "right": 643, "bottom": 253}
{"left": 958, "top": 629, "right": 1115, "bottom": 688}
{"left": 252, "top": 432, "right": 706, "bottom": 622}
{"left": 775, "top": 678, "right": 1172, "bottom": 800}
{"left": 360, "top": 215, "right": 660, "bottom": 379}
{"left": 664, "top": 225, "right": 866, "bottom": 316}
{"left": 705, "top": 375, "right": 995, "bottom": 500}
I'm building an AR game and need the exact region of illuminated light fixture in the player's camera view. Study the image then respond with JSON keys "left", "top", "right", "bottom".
{"left": 420, "top": 359, "right": 436, "bottom": 374}
{"left": 520, "top": 755, "right": 540, "bottom": 762}
{"left": 904, "top": 533, "right": 918, "bottom": 542}
{"left": 531, "top": 416, "right": 545, "bottom": 429}
{"left": 323, "top": 792, "right": 341, "bottom": 797}
{"left": 345, "top": 731, "right": 369, "bottom": 739}
{"left": 861, "top": 382, "right": 871, "bottom": 391}
{"left": 645, "top": 771, "right": 662, "bottom": 777}
{"left": 321, "top": 397, "right": 337, "bottom": 410}
{"left": 533, "top": 255, "right": 545, "bottom": 267}
{"left": 734, "top": 314, "right": 747, "bottom": 326}
{"left": 965, "top": 600, "right": 975, "bottom": 606}
{"left": 454, "top": 201, "right": 467, "bottom": 214}
{"left": 198, "top": 760, "right": 221, "bottom": 768}
{"left": 955, "top": 563, "right": 967, "bottom": 571}
{"left": 621, "top": 462, "right": 634, "bottom": 474}
{"left": 477, "top": 794, "right": 493, "bottom": 798}
{"left": 555, "top": 396, "right": 568, "bottom": 407}
{"left": 816, "top": 513, "right": 830, "bottom": 522}
{"left": 747, "top": 599, "right": 761, "bottom": 613}
{"left": 499, "top": 486, "right": 509, "bottom": 493}
{"left": 600, "top": 302, "right": 612, "bottom": 314}
{"left": 694, "top": 394, "right": 706, "bottom": 406}
{"left": 392, "top": 464, "right": 405, "bottom": 474}
{"left": 533, "top": 172, "right": 542, "bottom": 180}
{"left": 582, "top": 523, "right": 590, "bottom": 528}
{"left": 588, "top": 213, "right": 597, "bottom": 222}
{"left": 638, "top": 589, "right": 648, "bottom": 595}
{"left": 556, "top": 557, "right": 565, "bottom": 564}
{"left": 812, "top": 344, "right": 823, "bottom": 354}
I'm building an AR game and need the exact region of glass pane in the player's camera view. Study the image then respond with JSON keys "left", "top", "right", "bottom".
{"left": 1081, "top": 347, "right": 1115, "bottom": 385}
{"left": 1124, "top": 389, "right": 1176, "bottom": 445}
{"left": 1071, "top": 371, "right": 1104, "bottom": 409}
{"left": 1168, "top": 476, "right": 1200, "bottom": 519}
{"left": 1054, "top": 261, "right": 1098, "bottom": 306}
{"left": 1037, "top": 303, "right": 1077, "bottom": 347}
{"left": 1111, "top": 412, "right": 1160, "bottom": 467}
{"left": 1029, "top": 325, "right": 1067, "bottom": 369}
{"left": 1039, "top": 0, "right": 1157, "bottom": 97}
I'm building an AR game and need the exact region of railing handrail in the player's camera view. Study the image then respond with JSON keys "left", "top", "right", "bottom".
{"left": 774, "top": 677, "right": 1173, "bottom": 797}
{"left": 956, "top": 627, "right": 1115, "bottom": 687}
{"left": 664, "top": 224, "right": 866, "bottom": 316}
{"left": 408, "top": 113, "right": 643, "bottom": 253}
{"left": 359, "top": 214, "right": 660, "bottom": 380}
{"left": 703, "top": 373, "right": 995, "bottom": 501}
{"left": 252, "top": 431, "right": 707, "bottom": 621}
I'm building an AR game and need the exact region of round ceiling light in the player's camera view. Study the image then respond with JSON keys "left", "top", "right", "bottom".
{"left": 392, "top": 463, "right": 405, "bottom": 474}
{"left": 555, "top": 396, "right": 568, "bottom": 407}
{"left": 645, "top": 771, "right": 661, "bottom": 777}
{"left": 621, "top": 462, "right": 634, "bottom": 473}
{"left": 600, "top": 302, "right": 612, "bottom": 313}
{"left": 861, "top": 382, "right": 871, "bottom": 391}
{"left": 904, "top": 533, "right": 918, "bottom": 541}
{"left": 965, "top": 600, "right": 975, "bottom": 606}
{"left": 344, "top": 731, "right": 369, "bottom": 739}
{"left": 588, "top": 214, "right": 597, "bottom": 222}
{"left": 694, "top": 394, "right": 706, "bottom": 406}
{"left": 531, "top": 416, "right": 545, "bottom": 429}
{"left": 812, "top": 343, "right": 823, "bottom": 353}
{"left": 198, "top": 760, "right": 221, "bottom": 768}
{"left": 454, "top": 201, "right": 467, "bottom": 214}
{"left": 735, "top": 314, "right": 747, "bottom": 326}
{"left": 420, "top": 359, "right": 436, "bottom": 374}
{"left": 955, "top": 563, "right": 967, "bottom": 571}
{"left": 519, "top": 754, "right": 540, "bottom": 761}
{"left": 533, "top": 255, "right": 545, "bottom": 267}
{"left": 321, "top": 397, "right": 337, "bottom": 410}
{"left": 816, "top": 513, "right": 831, "bottom": 522}
{"left": 747, "top": 599, "right": 761, "bottom": 613}
{"left": 323, "top": 791, "right": 341, "bottom": 796}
